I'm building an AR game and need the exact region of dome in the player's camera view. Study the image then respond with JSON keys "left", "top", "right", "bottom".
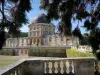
{"left": 32, "top": 14, "right": 48, "bottom": 23}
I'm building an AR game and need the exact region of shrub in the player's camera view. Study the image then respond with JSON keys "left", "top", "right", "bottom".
{"left": 0, "top": 49, "right": 14, "bottom": 56}
{"left": 28, "top": 47, "right": 67, "bottom": 57}
{"left": 66, "top": 48, "right": 94, "bottom": 57}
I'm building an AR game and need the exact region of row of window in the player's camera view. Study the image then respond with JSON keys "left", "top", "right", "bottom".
{"left": 7, "top": 39, "right": 28, "bottom": 47}
{"left": 33, "top": 38, "right": 40, "bottom": 44}
{"left": 30, "top": 31, "right": 40, "bottom": 37}
{"left": 20, "top": 50, "right": 28, "bottom": 54}
{"left": 30, "top": 27, "right": 54, "bottom": 31}
{"left": 44, "top": 31, "right": 54, "bottom": 35}
{"left": 30, "top": 27, "right": 40, "bottom": 31}
{"left": 29, "top": 38, "right": 40, "bottom": 44}
{"left": 29, "top": 31, "right": 54, "bottom": 37}
{"left": 7, "top": 43, "right": 17, "bottom": 47}
{"left": 49, "top": 37, "right": 70, "bottom": 42}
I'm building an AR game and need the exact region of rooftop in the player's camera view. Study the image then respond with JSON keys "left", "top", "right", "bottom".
{"left": 32, "top": 13, "right": 48, "bottom": 23}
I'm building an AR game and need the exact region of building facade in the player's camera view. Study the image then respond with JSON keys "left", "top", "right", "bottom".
{"left": 4, "top": 14, "right": 77, "bottom": 48}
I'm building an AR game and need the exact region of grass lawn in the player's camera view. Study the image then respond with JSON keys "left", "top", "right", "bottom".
{"left": 66, "top": 48, "right": 94, "bottom": 57}
{"left": 0, "top": 55, "right": 28, "bottom": 67}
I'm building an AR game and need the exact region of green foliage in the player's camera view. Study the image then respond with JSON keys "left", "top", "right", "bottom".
{"left": 66, "top": 48, "right": 94, "bottom": 57}
{"left": 0, "top": 49, "right": 14, "bottom": 56}
{"left": 40, "top": 0, "right": 100, "bottom": 59}
{"left": 20, "top": 32, "right": 28, "bottom": 37}
{"left": 5, "top": 32, "right": 28, "bottom": 38}
{"left": 28, "top": 47, "right": 66, "bottom": 57}
{"left": 0, "top": 0, "right": 31, "bottom": 49}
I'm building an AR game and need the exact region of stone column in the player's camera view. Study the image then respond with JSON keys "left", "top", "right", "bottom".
{"left": 73, "top": 58, "right": 95, "bottom": 75}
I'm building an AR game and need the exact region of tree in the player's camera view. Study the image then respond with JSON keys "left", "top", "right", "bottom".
{"left": 40, "top": 0, "right": 100, "bottom": 59}
{"left": 0, "top": 0, "right": 31, "bottom": 49}
{"left": 20, "top": 32, "right": 28, "bottom": 37}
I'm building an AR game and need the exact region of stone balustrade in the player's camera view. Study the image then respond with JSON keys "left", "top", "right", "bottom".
{"left": 0, "top": 59, "right": 25, "bottom": 75}
{"left": 0, "top": 57, "right": 98, "bottom": 75}
{"left": 43, "top": 59, "right": 74, "bottom": 74}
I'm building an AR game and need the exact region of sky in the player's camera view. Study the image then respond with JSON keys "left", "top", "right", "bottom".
{"left": 20, "top": 0, "right": 86, "bottom": 34}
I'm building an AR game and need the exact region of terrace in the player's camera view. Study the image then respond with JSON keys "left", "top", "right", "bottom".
{"left": 0, "top": 57, "right": 99, "bottom": 75}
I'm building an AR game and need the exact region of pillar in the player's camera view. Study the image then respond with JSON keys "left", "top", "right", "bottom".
{"left": 73, "top": 58, "right": 95, "bottom": 75}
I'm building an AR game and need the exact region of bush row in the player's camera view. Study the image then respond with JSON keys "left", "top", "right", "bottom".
{"left": 28, "top": 47, "right": 67, "bottom": 57}
{"left": 0, "top": 49, "right": 16, "bottom": 56}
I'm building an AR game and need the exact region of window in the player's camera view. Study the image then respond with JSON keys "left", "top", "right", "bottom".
{"left": 37, "top": 38, "right": 40, "bottom": 45}
{"left": 30, "top": 39, "right": 32, "bottom": 45}
{"left": 33, "top": 38, "right": 36, "bottom": 44}
{"left": 48, "top": 30, "right": 51, "bottom": 35}
{"left": 61, "top": 36, "right": 63, "bottom": 41}
{"left": 37, "top": 27, "right": 39, "bottom": 30}
{"left": 33, "top": 31, "right": 36, "bottom": 36}
{"left": 37, "top": 31, "right": 40, "bottom": 36}
{"left": 21, "top": 50, "right": 23, "bottom": 54}
{"left": 49, "top": 37, "right": 51, "bottom": 41}
{"left": 34, "top": 28, "right": 36, "bottom": 30}
{"left": 22, "top": 44, "right": 23, "bottom": 46}
{"left": 82, "top": 47, "right": 85, "bottom": 49}
{"left": 66, "top": 39, "right": 70, "bottom": 41}
{"left": 45, "top": 31, "right": 48, "bottom": 35}
{"left": 22, "top": 39, "right": 24, "bottom": 43}
{"left": 26, "top": 40, "right": 29, "bottom": 45}
{"left": 45, "top": 27, "right": 48, "bottom": 30}
{"left": 25, "top": 50, "right": 27, "bottom": 54}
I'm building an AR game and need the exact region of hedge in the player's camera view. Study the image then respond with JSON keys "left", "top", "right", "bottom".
{"left": 28, "top": 47, "right": 67, "bottom": 57}
{"left": 0, "top": 49, "right": 16, "bottom": 56}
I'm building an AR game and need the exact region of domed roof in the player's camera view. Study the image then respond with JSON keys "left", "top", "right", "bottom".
{"left": 32, "top": 14, "right": 48, "bottom": 23}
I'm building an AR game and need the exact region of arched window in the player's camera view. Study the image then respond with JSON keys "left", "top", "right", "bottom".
{"left": 34, "top": 38, "right": 36, "bottom": 44}
{"left": 21, "top": 50, "right": 23, "bottom": 54}
{"left": 49, "top": 37, "right": 51, "bottom": 41}
{"left": 25, "top": 50, "right": 27, "bottom": 54}
{"left": 33, "top": 31, "right": 36, "bottom": 36}
{"left": 61, "top": 35, "right": 63, "bottom": 41}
